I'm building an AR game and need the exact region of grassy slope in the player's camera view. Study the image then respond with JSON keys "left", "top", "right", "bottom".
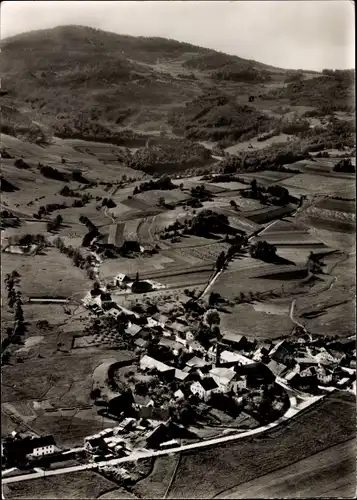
{"left": 0, "top": 24, "right": 314, "bottom": 142}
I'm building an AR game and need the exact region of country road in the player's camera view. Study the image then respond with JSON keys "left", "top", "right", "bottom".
{"left": 2, "top": 390, "right": 324, "bottom": 486}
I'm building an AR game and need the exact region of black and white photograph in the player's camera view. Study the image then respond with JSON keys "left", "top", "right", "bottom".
{"left": 0, "top": 1, "right": 355, "bottom": 498}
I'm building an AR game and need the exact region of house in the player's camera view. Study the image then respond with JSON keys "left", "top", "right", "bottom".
{"left": 108, "top": 392, "right": 135, "bottom": 417}
{"left": 140, "top": 355, "right": 175, "bottom": 379}
{"left": 190, "top": 378, "right": 219, "bottom": 402}
{"left": 269, "top": 340, "right": 294, "bottom": 364}
{"left": 146, "top": 424, "right": 168, "bottom": 449}
{"left": 238, "top": 362, "right": 276, "bottom": 388}
{"left": 174, "top": 368, "right": 190, "bottom": 382}
{"left": 84, "top": 435, "right": 107, "bottom": 454}
{"left": 266, "top": 359, "right": 288, "bottom": 377}
{"left": 150, "top": 313, "right": 169, "bottom": 328}
{"left": 159, "top": 337, "right": 184, "bottom": 354}
{"left": 175, "top": 315, "right": 188, "bottom": 325}
{"left": 186, "top": 356, "right": 210, "bottom": 369}
{"left": 173, "top": 389, "right": 185, "bottom": 401}
{"left": 134, "top": 338, "right": 148, "bottom": 349}
{"left": 222, "top": 333, "right": 249, "bottom": 351}
{"left": 253, "top": 343, "right": 272, "bottom": 362}
{"left": 2, "top": 436, "right": 56, "bottom": 465}
{"left": 314, "top": 348, "right": 340, "bottom": 366}
{"left": 125, "top": 323, "right": 142, "bottom": 337}
{"left": 295, "top": 356, "right": 320, "bottom": 368}
{"left": 114, "top": 273, "right": 131, "bottom": 287}
{"left": 167, "top": 322, "right": 190, "bottom": 335}
{"left": 108, "top": 308, "right": 120, "bottom": 318}
{"left": 327, "top": 338, "right": 355, "bottom": 353}
{"left": 209, "top": 367, "right": 245, "bottom": 393}
{"left": 220, "top": 350, "right": 254, "bottom": 366}
{"left": 290, "top": 373, "right": 318, "bottom": 392}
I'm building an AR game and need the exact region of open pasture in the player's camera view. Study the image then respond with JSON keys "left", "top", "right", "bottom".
{"left": 278, "top": 173, "right": 355, "bottom": 197}
{"left": 211, "top": 259, "right": 305, "bottom": 300}
{"left": 220, "top": 299, "right": 294, "bottom": 340}
{"left": 315, "top": 197, "right": 355, "bottom": 214}
{"left": 243, "top": 204, "right": 296, "bottom": 224}
{"left": 236, "top": 170, "right": 296, "bottom": 186}
{"left": 208, "top": 180, "right": 247, "bottom": 191}
{"left": 224, "top": 133, "right": 295, "bottom": 155}
{"left": 167, "top": 392, "right": 356, "bottom": 498}
{"left": 1, "top": 248, "right": 91, "bottom": 301}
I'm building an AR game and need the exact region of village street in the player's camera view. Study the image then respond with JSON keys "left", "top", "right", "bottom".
{"left": 2, "top": 389, "right": 325, "bottom": 486}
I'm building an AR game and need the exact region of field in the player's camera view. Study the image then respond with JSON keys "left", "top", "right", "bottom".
{"left": 133, "top": 455, "right": 180, "bottom": 498}
{"left": 217, "top": 439, "right": 356, "bottom": 499}
{"left": 3, "top": 471, "right": 119, "bottom": 499}
{"left": 277, "top": 173, "right": 355, "bottom": 197}
{"left": 225, "top": 133, "right": 296, "bottom": 155}
{"left": 1, "top": 350, "right": 134, "bottom": 448}
{"left": 220, "top": 299, "right": 295, "bottom": 340}
{"left": 1, "top": 248, "right": 91, "bottom": 301}
{"left": 166, "top": 392, "right": 356, "bottom": 498}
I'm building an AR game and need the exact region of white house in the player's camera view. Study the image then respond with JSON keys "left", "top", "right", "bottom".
{"left": 209, "top": 367, "right": 246, "bottom": 393}
{"left": 26, "top": 436, "right": 56, "bottom": 458}
{"left": 190, "top": 378, "right": 219, "bottom": 402}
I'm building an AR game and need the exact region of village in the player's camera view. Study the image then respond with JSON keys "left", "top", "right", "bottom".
{"left": 3, "top": 262, "right": 355, "bottom": 484}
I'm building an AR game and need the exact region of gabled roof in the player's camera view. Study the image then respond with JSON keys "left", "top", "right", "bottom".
{"left": 199, "top": 377, "right": 219, "bottom": 391}
{"left": 186, "top": 356, "right": 208, "bottom": 368}
{"left": 222, "top": 332, "right": 247, "bottom": 344}
{"left": 140, "top": 355, "right": 174, "bottom": 373}
{"left": 134, "top": 338, "right": 148, "bottom": 348}
{"left": 125, "top": 323, "right": 142, "bottom": 336}
{"left": 159, "top": 337, "right": 183, "bottom": 351}
{"left": 175, "top": 369, "right": 190, "bottom": 381}
{"left": 267, "top": 359, "right": 287, "bottom": 377}
{"left": 220, "top": 350, "right": 253, "bottom": 365}
{"left": 210, "top": 367, "right": 237, "bottom": 385}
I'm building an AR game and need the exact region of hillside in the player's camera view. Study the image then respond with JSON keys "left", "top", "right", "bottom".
{"left": 0, "top": 25, "right": 354, "bottom": 149}
{"left": 168, "top": 92, "right": 278, "bottom": 142}
{"left": 0, "top": 25, "right": 311, "bottom": 142}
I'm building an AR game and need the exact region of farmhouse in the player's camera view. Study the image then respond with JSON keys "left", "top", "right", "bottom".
{"left": 269, "top": 340, "right": 294, "bottom": 364}
{"left": 3, "top": 435, "right": 56, "bottom": 465}
{"left": 186, "top": 356, "right": 210, "bottom": 369}
{"left": 219, "top": 350, "right": 254, "bottom": 366}
{"left": 238, "top": 362, "right": 276, "bottom": 388}
{"left": 140, "top": 355, "right": 175, "bottom": 379}
{"left": 96, "top": 223, "right": 141, "bottom": 253}
{"left": 190, "top": 378, "right": 219, "bottom": 402}
{"left": 159, "top": 337, "right": 184, "bottom": 354}
{"left": 209, "top": 367, "right": 246, "bottom": 393}
{"left": 114, "top": 273, "right": 131, "bottom": 287}
{"left": 222, "top": 332, "right": 249, "bottom": 351}
{"left": 266, "top": 359, "right": 288, "bottom": 377}
{"left": 150, "top": 313, "right": 170, "bottom": 328}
